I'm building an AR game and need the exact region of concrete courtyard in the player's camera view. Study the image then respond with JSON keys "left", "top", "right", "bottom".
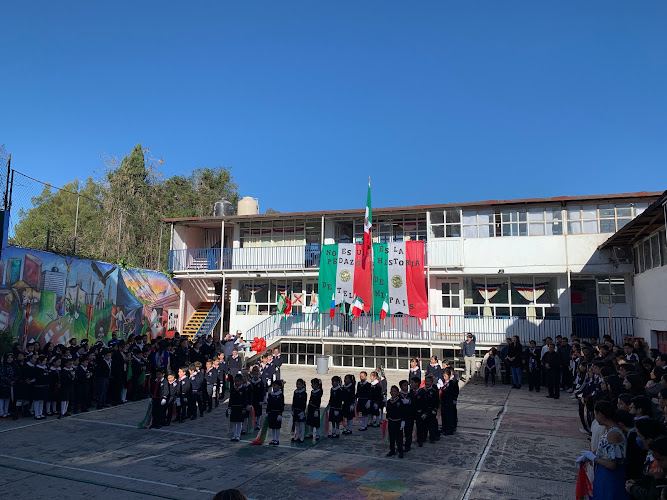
{"left": 0, "top": 366, "right": 586, "bottom": 499}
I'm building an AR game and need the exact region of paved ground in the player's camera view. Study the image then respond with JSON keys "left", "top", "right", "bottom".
{"left": 0, "top": 366, "right": 586, "bottom": 499}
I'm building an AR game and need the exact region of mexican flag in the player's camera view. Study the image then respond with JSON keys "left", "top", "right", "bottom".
{"left": 372, "top": 241, "right": 428, "bottom": 319}
{"left": 363, "top": 179, "right": 372, "bottom": 265}
{"left": 318, "top": 243, "right": 372, "bottom": 314}
{"left": 277, "top": 293, "right": 292, "bottom": 315}
{"left": 351, "top": 296, "right": 364, "bottom": 318}
{"left": 379, "top": 299, "right": 389, "bottom": 320}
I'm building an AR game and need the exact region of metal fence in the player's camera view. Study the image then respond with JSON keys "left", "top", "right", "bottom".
{"left": 245, "top": 313, "right": 635, "bottom": 347}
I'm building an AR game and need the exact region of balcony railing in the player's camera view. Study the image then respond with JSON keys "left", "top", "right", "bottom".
{"left": 170, "top": 245, "right": 320, "bottom": 272}
{"left": 245, "top": 313, "right": 635, "bottom": 347}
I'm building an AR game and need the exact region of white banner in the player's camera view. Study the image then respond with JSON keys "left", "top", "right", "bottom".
{"left": 335, "top": 243, "right": 356, "bottom": 305}
{"left": 387, "top": 242, "right": 409, "bottom": 314}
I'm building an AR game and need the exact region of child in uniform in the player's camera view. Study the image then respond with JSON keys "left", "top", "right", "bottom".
{"left": 369, "top": 371, "right": 383, "bottom": 427}
{"left": 408, "top": 358, "right": 422, "bottom": 383}
{"left": 150, "top": 369, "right": 169, "bottom": 429}
{"left": 204, "top": 359, "right": 218, "bottom": 413}
{"left": 328, "top": 375, "right": 344, "bottom": 438}
{"left": 189, "top": 362, "right": 204, "bottom": 420}
{"left": 412, "top": 376, "right": 427, "bottom": 447}
{"left": 33, "top": 356, "right": 49, "bottom": 420}
{"left": 306, "top": 378, "right": 323, "bottom": 439}
{"left": 356, "top": 371, "right": 371, "bottom": 431}
{"left": 266, "top": 380, "right": 285, "bottom": 446}
{"left": 166, "top": 371, "right": 179, "bottom": 425}
{"left": 59, "top": 358, "right": 75, "bottom": 418}
{"left": 75, "top": 357, "right": 91, "bottom": 413}
{"left": 385, "top": 385, "right": 405, "bottom": 458}
{"left": 228, "top": 374, "right": 246, "bottom": 441}
{"left": 440, "top": 366, "right": 459, "bottom": 435}
{"left": 250, "top": 366, "right": 265, "bottom": 430}
{"left": 47, "top": 357, "right": 61, "bottom": 416}
{"left": 241, "top": 373, "right": 252, "bottom": 434}
{"left": 178, "top": 367, "right": 191, "bottom": 423}
{"left": 341, "top": 374, "right": 356, "bottom": 435}
{"left": 424, "top": 374, "right": 440, "bottom": 443}
{"left": 399, "top": 379, "right": 414, "bottom": 451}
{"left": 292, "top": 378, "right": 307, "bottom": 442}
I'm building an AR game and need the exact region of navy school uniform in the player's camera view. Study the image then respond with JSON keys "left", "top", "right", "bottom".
{"left": 328, "top": 386, "right": 344, "bottom": 424}
{"left": 75, "top": 365, "right": 90, "bottom": 410}
{"left": 250, "top": 377, "right": 265, "bottom": 417}
{"left": 426, "top": 364, "right": 443, "bottom": 384}
{"left": 151, "top": 377, "right": 169, "bottom": 427}
{"left": 33, "top": 365, "right": 50, "bottom": 401}
{"left": 386, "top": 396, "right": 406, "bottom": 454}
{"left": 356, "top": 380, "right": 372, "bottom": 416}
{"left": 400, "top": 389, "right": 415, "bottom": 449}
{"left": 262, "top": 362, "right": 275, "bottom": 392}
{"left": 440, "top": 378, "right": 459, "bottom": 435}
{"left": 179, "top": 376, "right": 192, "bottom": 420}
{"left": 60, "top": 367, "right": 76, "bottom": 403}
{"left": 48, "top": 367, "right": 61, "bottom": 403}
{"left": 370, "top": 381, "right": 383, "bottom": 417}
{"left": 306, "top": 388, "right": 323, "bottom": 428}
{"left": 342, "top": 382, "right": 356, "bottom": 421}
{"left": 204, "top": 367, "right": 218, "bottom": 410}
{"left": 228, "top": 384, "right": 246, "bottom": 423}
{"left": 14, "top": 362, "right": 32, "bottom": 402}
{"left": 226, "top": 356, "right": 243, "bottom": 379}
{"left": 413, "top": 387, "right": 428, "bottom": 445}
{"left": 292, "top": 388, "right": 307, "bottom": 422}
{"left": 166, "top": 380, "right": 179, "bottom": 423}
{"left": 408, "top": 366, "right": 422, "bottom": 382}
{"left": 266, "top": 390, "right": 285, "bottom": 429}
{"left": 425, "top": 386, "right": 440, "bottom": 442}
{"left": 272, "top": 355, "right": 283, "bottom": 382}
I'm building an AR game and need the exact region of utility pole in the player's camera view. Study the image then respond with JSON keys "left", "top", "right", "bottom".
{"left": 3, "top": 154, "right": 11, "bottom": 210}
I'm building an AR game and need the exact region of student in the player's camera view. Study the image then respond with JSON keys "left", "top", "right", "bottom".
{"left": 204, "top": 359, "right": 218, "bottom": 413}
{"left": 75, "top": 357, "right": 91, "bottom": 413}
{"left": 424, "top": 374, "right": 439, "bottom": 443}
{"left": 369, "top": 371, "right": 383, "bottom": 427}
{"left": 292, "top": 378, "right": 307, "bottom": 442}
{"left": 328, "top": 376, "right": 344, "bottom": 438}
{"left": 59, "top": 358, "right": 75, "bottom": 419}
{"left": 250, "top": 366, "right": 265, "bottom": 430}
{"left": 341, "top": 374, "right": 356, "bottom": 435}
{"left": 385, "top": 385, "right": 405, "bottom": 458}
{"left": 377, "top": 366, "right": 388, "bottom": 424}
{"left": 399, "top": 379, "right": 414, "bottom": 452}
{"left": 356, "top": 371, "right": 372, "bottom": 431}
{"left": 47, "top": 357, "right": 61, "bottom": 416}
{"left": 266, "top": 380, "right": 285, "bottom": 446}
{"left": 426, "top": 356, "right": 443, "bottom": 384}
{"left": 272, "top": 348, "right": 283, "bottom": 382}
{"left": 440, "top": 366, "right": 459, "bottom": 435}
{"left": 408, "top": 358, "right": 421, "bottom": 383}
{"left": 33, "top": 355, "right": 49, "bottom": 420}
{"left": 214, "top": 357, "right": 225, "bottom": 404}
{"left": 150, "top": 369, "right": 169, "bottom": 429}
{"left": 306, "top": 378, "right": 323, "bottom": 439}
{"left": 542, "top": 342, "right": 560, "bottom": 399}
{"left": 0, "top": 353, "right": 17, "bottom": 418}
{"left": 412, "top": 376, "right": 427, "bottom": 447}
{"left": 165, "top": 371, "right": 178, "bottom": 425}
{"left": 227, "top": 349, "right": 243, "bottom": 381}
{"left": 189, "top": 362, "right": 204, "bottom": 420}
{"left": 228, "top": 374, "right": 246, "bottom": 441}
{"left": 481, "top": 348, "right": 500, "bottom": 387}
{"left": 177, "top": 367, "right": 191, "bottom": 423}
{"left": 241, "top": 373, "right": 252, "bottom": 434}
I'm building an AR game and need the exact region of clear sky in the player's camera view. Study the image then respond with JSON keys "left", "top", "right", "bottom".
{"left": 1, "top": 2, "right": 666, "bottom": 214}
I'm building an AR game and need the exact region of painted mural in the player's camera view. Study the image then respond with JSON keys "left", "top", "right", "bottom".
{"left": 0, "top": 246, "right": 181, "bottom": 347}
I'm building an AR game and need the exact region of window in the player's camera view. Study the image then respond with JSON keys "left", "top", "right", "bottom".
{"left": 598, "top": 277, "right": 626, "bottom": 304}
{"left": 462, "top": 276, "right": 559, "bottom": 317}
{"left": 429, "top": 209, "right": 461, "bottom": 239}
{"left": 355, "top": 215, "right": 426, "bottom": 243}
{"left": 236, "top": 279, "right": 317, "bottom": 315}
{"left": 567, "top": 202, "right": 651, "bottom": 235}
{"left": 331, "top": 344, "right": 428, "bottom": 369}
{"left": 501, "top": 209, "right": 528, "bottom": 236}
{"left": 634, "top": 229, "right": 667, "bottom": 274}
{"left": 240, "top": 220, "right": 309, "bottom": 247}
{"left": 461, "top": 206, "right": 562, "bottom": 238}
{"left": 441, "top": 282, "right": 460, "bottom": 308}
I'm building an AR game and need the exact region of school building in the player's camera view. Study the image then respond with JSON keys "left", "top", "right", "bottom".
{"left": 165, "top": 190, "right": 666, "bottom": 370}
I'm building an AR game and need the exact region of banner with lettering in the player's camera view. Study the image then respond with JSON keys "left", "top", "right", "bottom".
{"left": 318, "top": 243, "right": 372, "bottom": 313}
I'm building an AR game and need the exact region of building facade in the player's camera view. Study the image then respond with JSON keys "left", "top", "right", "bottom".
{"left": 167, "top": 191, "right": 660, "bottom": 368}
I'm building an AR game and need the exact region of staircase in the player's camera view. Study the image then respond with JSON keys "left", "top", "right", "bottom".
{"left": 183, "top": 303, "right": 217, "bottom": 340}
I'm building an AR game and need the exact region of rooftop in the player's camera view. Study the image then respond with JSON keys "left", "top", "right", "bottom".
{"left": 600, "top": 189, "right": 667, "bottom": 249}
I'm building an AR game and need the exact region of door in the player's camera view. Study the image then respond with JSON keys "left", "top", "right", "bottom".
{"left": 571, "top": 279, "right": 599, "bottom": 338}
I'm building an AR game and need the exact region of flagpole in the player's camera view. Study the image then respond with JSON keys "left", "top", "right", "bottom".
{"left": 369, "top": 176, "right": 375, "bottom": 343}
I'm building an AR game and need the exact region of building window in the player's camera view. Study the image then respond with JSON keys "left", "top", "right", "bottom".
{"left": 240, "top": 220, "right": 308, "bottom": 248}
{"left": 331, "top": 344, "right": 429, "bottom": 370}
{"left": 355, "top": 215, "right": 426, "bottom": 243}
{"left": 429, "top": 209, "right": 461, "bottom": 239}
{"left": 441, "top": 282, "right": 460, "bottom": 308}
{"left": 567, "top": 202, "right": 649, "bottom": 235}
{"left": 462, "top": 276, "right": 559, "bottom": 318}
{"left": 462, "top": 206, "right": 563, "bottom": 238}
{"left": 236, "top": 279, "right": 317, "bottom": 315}
{"left": 634, "top": 229, "right": 667, "bottom": 275}
{"left": 597, "top": 277, "right": 626, "bottom": 304}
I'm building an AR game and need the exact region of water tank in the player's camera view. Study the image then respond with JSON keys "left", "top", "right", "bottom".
{"left": 213, "top": 198, "right": 235, "bottom": 217}
{"left": 238, "top": 196, "right": 259, "bottom": 216}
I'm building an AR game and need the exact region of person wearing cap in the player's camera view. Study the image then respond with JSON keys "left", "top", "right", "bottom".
{"left": 461, "top": 333, "right": 477, "bottom": 384}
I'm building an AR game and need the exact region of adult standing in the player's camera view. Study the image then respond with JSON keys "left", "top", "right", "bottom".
{"left": 94, "top": 349, "right": 113, "bottom": 409}
{"left": 507, "top": 336, "right": 523, "bottom": 389}
{"left": 272, "top": 348, "right": 283, "bottom": 382}
{"left": 542, "top": 342, "right": 561, "bottom": 399}
{"left": 499, "top": 338, "right": 512, "bottom": 385}
{"left": 223, "top": 332, "right": 240, "bottom": 363}
{"left": 461, "top": 333, "right": 476, "bottom": 383}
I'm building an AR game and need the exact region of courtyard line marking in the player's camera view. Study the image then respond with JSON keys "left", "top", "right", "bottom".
{"left": 0, "top": 453, "right": 217, "bottom": 495}
{"left": 461, "top": 395, "right": 509, "bottom": 500}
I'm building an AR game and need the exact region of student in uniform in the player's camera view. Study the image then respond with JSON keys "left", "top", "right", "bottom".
{"left": 204, "top": 359, "right": 218, "bottom": 413}
{"left": 262, "top": 353, "right": 274, "bottom": 402}
{"left": 250, "top": 366, "right": 265, "bottom": 430}
{"left": 75, "top": 357, "right": 91, "bottom": 413}
{"left": 292, "top": 378, "right": 307, "bottom": 442}
{"left": 408, "top": 358, "right": 421, "bottom": 383}
{"left": 424, "top": 374, "right": 440, "bottom": 444}
{"left": 266, "top": 380, "right": 285, "bottom": 446}
{"left": 33, "top": 355, "right": 50, "bottom": 419}
{"left": 47, "top": 357, "right": 62, "bottom": 416}
{"left": 0, "top": 353, "right": 17, "bottom": 418}
{"left": 399, "top": 379, "right": 414, "bottom": 451}
{"left": 356, "top": 371, "right": 372, "bottom": 431}
{"left": 341, "top": 374, "right": 356, "bottom": 435}
{"left": 440, "top": 366, "right": 459, "bottom": 435}
{"left": 272, "top": 348, "right": 283, "bottom": 382}
{"left": 59, "top": 358, "right": 75, "bottom": 418}
{"left": 526, "top": 340, "right": 542, "bottom": 392}
{"left": 227, "top": 349, "right": 243, "bottom": 384}
{"left": 165, "top": 371, "right": 178, "bottom": 425}
{"left": 377, "top": 367, "right": 388, "bottom": 424}
{"left": 412, "top": 377, "right": 427, "bottom": 447}
{"left": 189, "top": 362, "right": 204, "bottom": 419}
{"left": 385, "top": 385, "right": 405, "bottom": 458}
{"left": 306, "top": 378, "right": 323, "bottom": 439}
{"left": 150, "top": 369, "right": 169, "bottom": 429}
{"left": 369, "top": 371, "right": 383, "bottom": 427}
{"left": 177, "top": 367, "right": 191, "bottom": 423}
{"left": 426, "top": 356, "right": 443, "bottom": 385}
{"left": 213, "top": 357, "right": 223, "bottom": 406}
{"left": 328, "top": 375, "right": 344, "bottom": 438}
{"left": 228, "top": 374, "right": 246, "bottom": 441}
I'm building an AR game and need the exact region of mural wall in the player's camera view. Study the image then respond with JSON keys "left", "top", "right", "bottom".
{"left": 0, "top": 246, "right": 181, "bottom": 347}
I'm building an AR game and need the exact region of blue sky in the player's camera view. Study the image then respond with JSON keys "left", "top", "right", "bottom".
{"left": 1, "top": 2, "right": 666, "bottom": 214}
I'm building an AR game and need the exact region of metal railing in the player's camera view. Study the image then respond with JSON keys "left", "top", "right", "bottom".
{"left": 170, "top": 245, "right": 320, "bottom": 272}
{"left": 243, "top": 313, "right": 635, "bottom": 347}
{"left": 195, "top": 304, "right": 221, "bottom": 339}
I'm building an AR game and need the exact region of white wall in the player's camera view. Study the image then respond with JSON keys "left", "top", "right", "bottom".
{"left": 179, "top": 278, "right": 212, "bottom": 328}
{"left": 173, "top": 226, "right": 206, "bottom": 251}
{"left": 633, "top": 266, "right": 667, "bottom": 342}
